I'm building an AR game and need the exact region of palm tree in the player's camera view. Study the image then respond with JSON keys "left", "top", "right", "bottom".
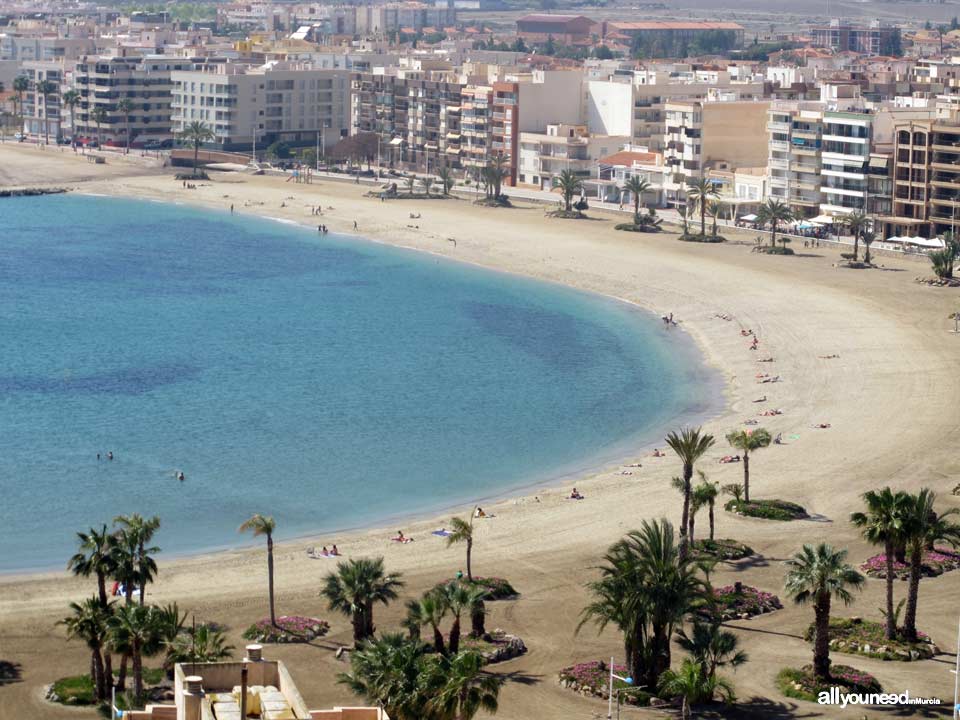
{"left": 68, "top": 525, "right": 116, "bottom": 608}
{"left": 677, "top": 203, "right": 690, "bottom": 235}
{"left": 557, "top": 169, "right": 583, "bottom": 212}
{"left": 108, "top": 604, "right": 160, "bottom": 700}
{"left": 117, "top": 97, "right": 134, "bottom": 153}
{"left": 708, "top": 200, "right": 722, "bottom": 238}
{"left": 685, "top": 177, "right": 719, "bottom": 237}
{"left": 850, "top": 488, "right": 909, "bottom": 640}
{"left": 666, "top": 427, "right": 716, "bottom": 559}
{"left": 164, "top": 623, "right": 233, "bottom": 675}
{"left": 483, "top": 153, "right": 509, "bottom": 200}
{"left": 322, "top": 557, "right": 404, "bottom": 644}
{"left": 406, "top": 174, "right": 417, "bottom": 195}
{"left": 91, "top": 106, "right": 108, "bottom": 148}
{"left": 36, "top": 79, "right": 56, "bottom": 145}
{"left": 843, "top": 211, "right": 870, "bottom": 263}
{"left": 60, "top": 597, "right": 113, "bottom": 702}
{"left": 405, "top": 592, "right": 448, "bottom": 655}
{"left": 695, "top": 475, "right": 720, "bottom": 541}
{"left": 861, "top": 230, "right": 876, "bottom": 266}
{"left": 756, "top": 198, "right": 793, "bottom": 248}
{"left": 114, "top": 514, "right": 160, "bottom": 606}
{"left": 177, "top": 121, "right": 215, "bottom": 177}
{"left": 623, "top": 176, "right": 652, "bottom": 224}
{"left": 675, "top": 620, "right": 747, "bottom": 682}
{"left": 62, "top": 89, "right": 80, "bottom": 145}
{"left": 446, "top": 515, "right": 475, "bottom": 581}
{"left": 438, "top": 166, "right": 455, "bottom": 196}
{"left": 422, "top": 176, "right": 434, "bottom": 197}
{"left": 658, "top": 657, "right": 734, "bottom": 719}
{"left": 437, "top": 582, "right": 487, "bottom": 655}
{"left": 901, "top": 489, "right": 960, "bottom": 641}
{"left": 784, "top": 543, "right": 864, "bottom": 680}
{"left": 426, "top": 650, "right": 503, "bottom": 720}
{"left": 338, "top": 633, "right": 432, "bottom": 720}
{"left": 238, "top": 514, "right": 277, "bottom": 626}
{"left": 13, "top": 76, "right": 28, "bottom": 139}
{"left": 724, "top": 428, "right": 771, "bottom": 504}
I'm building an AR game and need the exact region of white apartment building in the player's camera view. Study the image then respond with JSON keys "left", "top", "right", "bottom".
{"left": 0, "top": 34, "right": 95, "bottom": 61}
{"left": 19, "top": 60, "right": 65, "bottom": 141}
{"left": 518, "top": 123, "right": 628, "bottom": 190}
{"left": 172, "top": 60, "right": 350, "bottom": 151}
{"left": 74, "top": 54, "right": 194, "bottom": 145}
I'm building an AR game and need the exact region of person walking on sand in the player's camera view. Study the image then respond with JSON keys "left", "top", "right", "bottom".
{"left": 353, "top": 220, "right": 358, "bottom": 230}
{"left": 230, "top": 204, "right": 234, "bottom": 214}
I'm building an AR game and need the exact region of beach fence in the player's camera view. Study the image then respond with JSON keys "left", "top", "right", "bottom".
{"left": 169, "top": 149, "right": 251, "bottom": 169}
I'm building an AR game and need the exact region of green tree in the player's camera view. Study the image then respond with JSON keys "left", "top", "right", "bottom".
{"left": 666, "top": 427, "right": 716, "bottom": 559}
{"left": 756, "top": 199, "right": 793, "bottom": 248}
{"left": 177, "top": 121, "right": 215, "bottom": 176}
{"left": 784, "top": 543, "right": 864, "bottom": 680}
{"left": 658, "top": 657, "right": 734, "bottom": 719}
{"left": 556, "top": 169, "right": 583, "bottom": 213}
{"left": 164, "top": 623, "right": 233, "bottom": 674}
{"left": 338, "top": 633, "right": 432, "bottom": 720}
{"left": 62, "top": 89, "right": 80, "bottom": 145}
{"left": 425, "top": 649, "right": 503, "bottom": 720}
{"left": 675, "top": 620, "right": 747, "bottom": 682}
{"left": 724, "top": 428, "right": 771, "bottom": 504}
{"left": 91, "top": 106, "right": 108, "bottom": 148}
{"left": 901, "top": 489, "right": 960, "bottom": 641}
{"left": 685, "top": 177, "right": 719, "bottom": 237}
{"left": 13, "top": 76, "right": 29, "bottom": 138}
{"left": 238, "top": 514, "right": 277, "bottom": 626}
{"left": 850, "top": 488, "right": 909, "bottom": 640}
{"left": 695, "top": 475, "right": 719, "bottom": 541}
{"left": 436, "top": 582, "right": 486, "bottom": 655}
{"left": 108, "top": 604, "right": 161, "bottom": 700}
{"left": 438, "top": 166, "right": 455, "bottom": 196}
{"left": 861, "top": 230, "right": 876, "bottom": 265}
{"left": 422, "top": 176, "right": 434, "bottom": 197}
{"left": 68, "top": 525, "right": 116, "bottom": 608}
{"left": 322, "top": 557, "right": 404, "bottom": 644}
{"left": 623, "top": 176, "right": 652, "bottom": 224}
{"left": 482, "top": 154, "right": 509, "bottom": 200}
{"left": 36, "top": 79, "right": 56, "bottom": 145}
{"left": 60, "top": 597, "right": 113, "bottom": 701}
{"left": 708, "top": 200, "right": 722, "bottom": 237}
{"left": 117, "top": 97, "right": 134, "bottom": 153}
{"left": 842, "top": 211, "right": 870, "bottom": 263}
{"left": 405, "top": 592, "right": 448, "bottom": 654}
{"left": 446, "top": 516, "right": 475, "bottom": 581}
{"left": 114, "top": 514, "right": 160, "bottom": 607}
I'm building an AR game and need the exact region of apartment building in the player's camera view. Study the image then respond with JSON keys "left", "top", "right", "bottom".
{"left": 661, "top": 99, "right": 770, "bottom": 204}
{"left": 0, "top": 34, "right": 95, "bottom": 61}
{"left": 602, "top": 21, "right": 745, "bottom": 48}
{"left": 518, "top": 123, "right": 627, "bottom": 190}
{"left": 459, "top": 81, "right": 520, "bottom": 183}
{"left": 811, "top": 20, "right": 899, "bottom": 56}
{"left": 881, "top": 115, "right": 960, "bottom": 238}
{"left": 173, "top": 60, "right": 350, "bottom": 151}
{"left": 74, "top": 54, "right": 194, "bottom": 146}
{"left": 19, "top": 60, "right": 65, "bottom": 141}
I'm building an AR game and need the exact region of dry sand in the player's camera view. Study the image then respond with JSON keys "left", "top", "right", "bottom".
{"left": 1, "top": 142, "right": 959, "bottom": 719}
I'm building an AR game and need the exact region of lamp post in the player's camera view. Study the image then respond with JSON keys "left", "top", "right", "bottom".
{"left": 952, "top": 615, "right": 959, "bottom": 718}
{"left": 606, "top": 656, "right": 633, "bottom": 720}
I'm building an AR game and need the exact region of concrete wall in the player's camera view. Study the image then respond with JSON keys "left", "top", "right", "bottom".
{"left": 584, "top": 80, "right": 632, "bottom": 137}
{"left": 702, "top": 101, "right": 771, "bottom": 170}
{"left": 517, "top": 70, "right": 583, "bottom": 132}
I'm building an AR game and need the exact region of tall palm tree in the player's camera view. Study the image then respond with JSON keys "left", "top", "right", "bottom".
{"left": 60, "top": 597, "right": 113, "bottom": 702}
{"left": 36, "top": 79, "right": 56, "bottom": 145}
{"left": 484, "top": 153, "right": 509, "bottom": 200}
{"left": 685, "top": 177, "right": 719, "bottom": 237}
{"left": 437, "top": 582, "right": 487, "bottom": 655}
{"left": 422, "top": 176, "right": 434, "bottom": 197}
{"left": 91, "top": 106, "right": 107, "bottom": 148}
{"left": 707, "top": 200, "right": 722, "bottom": 237}
{"left": 843, "top": 211, "right": 870, "bottom": 263}
{"left": 322, "top": 556, "right": 404, "bottom": 644}
{"left": 238, "top": 514, "right": 277, "bottom": 626}
{"left": 850, "top": 488, "right": 909, "bottom": 640}
{"left": 623, "top": 176, "right": 652, "bottom": 224}
{"left": 658, "top": 657, "right": 734, "bottom": 720}
{"left": 177, "top": 121, "right": 215, "bottom": 177}
{"left": 677, "top": 203, "right": 690, "bottom": 234}
{"left": 901, "top": 489, "right": 960, "bottom": 641}
{"left": 405, "top": 592, "right": 448, "bottom": 655}
{"left": 117, "top": 97, "right": 134, "bottom": 153}
{"left": 68, "top": 525, "right": 116, "bottom": 608}
{"left": 438, "top": 166, "right": 455, "bottom": 196}
{"left": 13, "top": 76, "right": 28, "bottom": 139}
{"left": 426, "top": 649, "right": 504, "bottom": 720}
{"left": 694, "top": 475, "right": 720, "bottom": 541}
{"left": 784, "top": 543, "right": 864, "bottom": 680}
{"left": 108, "top": 604, "right": 160, "bottom": 700}
{"left": 756, "top": 198, "right": 794, "bottom": 248}
{"left": 446, "top": 515, "right": 475, "bottom": 581}
{"left": 724, "top": 428, "right": 771, "bottom": 504}
{"left": 557, "top": 169, "right": 583, "bottom": 212}
{"left": 61, "top": 89, "right": 80, "bottom": 145}
{"left": 338, "top": 633, "right": 432, "bottom": 720}
{"left": 114, "top": 514, "right": 160, "bottom": 606}
{"left": 666, "top": 427, "right": 716, "bottom": 559}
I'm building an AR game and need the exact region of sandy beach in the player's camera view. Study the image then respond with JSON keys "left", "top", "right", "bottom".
{"left": 1, "top": 142, "right": 959, "bottom": 719}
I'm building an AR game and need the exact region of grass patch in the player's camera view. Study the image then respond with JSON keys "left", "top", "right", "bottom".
{"left": 759, "top": 245, "right": 795, "bottom": 255}
{"left": 691, "top": 538, "right": 753, "bottom": 561}
{"left": 615, "top": 222, "right": 661, "bottom": 233}
{"left": 679, "top": 233, "right": 726, "bottom": 243}
{"left": 473, "top": 196, "right": 512, "bottom": 207}
{"left": 776, "top": 665, "right": 881, "bottom": 703}
{"left": 804, "top": 617, "right": 938, "bottom": 661}
{"left": 725, "top": 498, "right": 808, "bottom": 521}
{"left": 559, "top": 661, "right": 653, "bottom": 706}
{"left": 50, "top": 675, "right": 96, "bottom": 705}
{"left": 548, "top": 209, "right": 587, "bottom": 219}
{"left": 242, "top": 616, "right": 329, "bottom": 643}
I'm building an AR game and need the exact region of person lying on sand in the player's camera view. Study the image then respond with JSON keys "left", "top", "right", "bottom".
{"left": 757, "top": 357, "right": 775, "bottom": 363}
{"left": 392, "top": 530, "right": 414, "bottom": 543}
{"left": 758, "top": 376, "right": 781, "bottom": 384}
{"left": 719, "top": 455, "right": 741, "bottom": 464}
{"left": 569, "top": 488, "right": 585, "bottom": 500}
{"left": 474, "top": 506, "right": 487, "bottom": 519}
{"left": 744, "top": 419, "right": 759, "bottom": 425}
{"left": 753, "top": 395, "right": 767, "bottom": 403}
{"left": 652, "top": 448, "right": 665, "bottom": 457}
{"left": 761, "top": 409, "right": 784, "bottom": 416}
{"left": 741, "top": 329, "right": 753, "bottom": 336}
{"left": 812, "top": 423, "right": 832, "bottom": 429}
{"left": 819, "top": 354, "right": 840, "bottom": 359}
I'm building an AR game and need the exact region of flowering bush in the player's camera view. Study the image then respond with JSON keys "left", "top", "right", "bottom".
{"left": 707, "top": 584, "right": 782, "bottom": 619}
{"left": 242, "top": 616, "right": 329, "bottom": 643}
{"left": 691, "top": 538, "right": 753, "bottom": 560}
{"left": 777, "top": 664, "right": 882, "bottom": 703}
{"left": 802, "top": 617, "right": 938, "bottom": 661}
{"left": 725, "top": 498, "right": 808, "bottom": 521}
{"left": 435, "top": 576, "right": 518, "bottom": 600}
{"left": 860, "top": 547, "right": 960, "bottom": 579}
{"left": 558, "top": 661, "right": 652, "bottom": 706}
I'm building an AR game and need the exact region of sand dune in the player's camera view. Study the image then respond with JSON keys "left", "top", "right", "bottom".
{"left": 1, "top": 142, "right": 958, "bottom": 719}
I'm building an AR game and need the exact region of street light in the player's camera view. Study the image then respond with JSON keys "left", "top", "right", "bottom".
{"left": 952, "top": 615, "right": 959, "bottom": 719}
{"left": 606, "top": 656, "right": 633, "bottom": 720}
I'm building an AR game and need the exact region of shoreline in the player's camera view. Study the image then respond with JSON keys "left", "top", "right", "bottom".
{"left": 2, "top": 143, "right": 959, "bottom": 719}
{"left": 0, "top": 191, "right": 727, "bottom": 579}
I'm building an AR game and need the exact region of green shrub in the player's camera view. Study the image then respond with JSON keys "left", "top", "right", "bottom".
{"left": 776, "top": 665, "right": 881, "bottom": 703}
{"left": 802, "top": 617, "right": 937, "bottom": 661}
{"left": 725, "top": 498, "right": 808, "bottom": 521}
{"left": 435, "top": 576, "right": 517, "bottom": 600}
{"left": 679, "top": 233, "right": 725, "bottom": 243}
{"left": 691, "top": 538, "right": 753, "bottom": 560}
{"left": 761, "top": 246, "right": 795, "bottom": 255}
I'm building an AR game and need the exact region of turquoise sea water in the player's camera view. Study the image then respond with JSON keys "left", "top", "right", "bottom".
{"left": 0, "top": 195, "right": 716, "bottom": 572}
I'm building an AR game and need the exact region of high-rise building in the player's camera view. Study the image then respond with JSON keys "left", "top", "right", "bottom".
{"left": 811, "top": 20, "right": 899, "bottom": 56}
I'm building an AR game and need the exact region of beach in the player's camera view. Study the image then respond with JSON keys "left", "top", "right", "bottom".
{"left": 1, "top": 142, "right": 958, "bottom": 719}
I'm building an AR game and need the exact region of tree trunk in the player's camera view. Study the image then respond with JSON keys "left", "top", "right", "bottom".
{"left": 689, "top": 511, "right": 696, "bottom": 546}
{"left": 813, "top": 593, "right": 831, "bottom": 680}
{"left": 92, "top": 647, "right": 106, "bottom": 701}
{"left": 708, "top": 500, "right": 715, "bottom": 541}
{"left": 193, "top": 143, "right": 199, "bottom": 176}
{"left": 771, "top": 223, "right": 777, "bottom": 248}
{"left": 116, "top": 652, "right": 129, "bottom": 691}
{"left": 352, "top": 610, "right": 366, "bottom": 645}
{"left": 700, "top": 203, "right": 706, "bottom": 236}
{"left": 470, "top": 599, "right": 486, "bottom": 638}
{"left": 466, "top": 538, "right": 473, "bottom": 582}
{"left": 364, "top": 601, "right": 376, "bottom": 639}
{"left": 679, "top": 465, "right": 692, "bottom": 559}
{"left": 449, "top": 616, "right": 461, "bottom": 655}
{"left": 104, "top": 652, "right": 113, "bottom": 695}
{"left": 133, "top": 639, "right": 143, "bottom": 701}
{"left": 903, "top": 542, "right": 922, "bottom": 642}
{"left": 894, "top": 540, "right": 906, "bottom": 564}
{"left": 267, "top": 534, "right": 276, "bottom": 625}
{"left": 138, "top": 540, "right": 146, "bottom": 607}
{"left": 97, "top": 572, "right": 108, "bottom": 608}
{"left": 853, "top": 234, "right": 859, "bottom": 263}
{"left": 742, "top": 451, "right": 750, "bottom": 503}
{"left": 883, "top": 541, "right": 896, "bottom": 640}
{"left": 432, "top": 625, "right": 446, "bottom": 655}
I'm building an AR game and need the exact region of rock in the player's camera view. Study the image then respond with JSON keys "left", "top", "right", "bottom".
{"left": 862, "top": 644, "right": 871, "bottom": 653}
{"left": 910, "top": 650, "right": 920, "bottom": 661}
{"left": 739, "top": 613, "right": 750, "bottom": 620}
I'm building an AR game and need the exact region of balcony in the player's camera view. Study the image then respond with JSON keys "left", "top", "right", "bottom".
{"left": 770, "top": 140, "right": 789, "bottom": 151}
{"left": 769, "top": 157, "right": 789, "bottom": 170}
{"left": 767, "top": 120, "right": 790, "bottom": 133}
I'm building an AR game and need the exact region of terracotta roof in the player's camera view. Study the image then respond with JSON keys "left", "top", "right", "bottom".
{"left": 599, "top": 150, "right": 661, "bottom": 166}
{"left": 517, "top": 13, "right": 594, "bottom": 23}
{"left": 608, "top": 21, "right": 743, "bottom": 31}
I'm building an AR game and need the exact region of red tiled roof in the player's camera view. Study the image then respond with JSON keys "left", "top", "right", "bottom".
{"left": 517, "top": 13, "right": 593, "bottom": 22}
{"left": 599, "top": 150, "right": 661, "bottom": 166}
{"left": 608, "top": 21, "right": 743, "bottom": 31}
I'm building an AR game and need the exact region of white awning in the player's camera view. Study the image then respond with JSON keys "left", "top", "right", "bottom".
{"left": 739, "top": 213, "right": 758, "bottom": 222}
{"left": 389, "top": 138, "right": 403, "bottom": 145}
{"left": 811, "top": 214, "right": 835, "bottom": 224}
{"left": 886, "top": 236, "right": 945, "bottom": 248}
